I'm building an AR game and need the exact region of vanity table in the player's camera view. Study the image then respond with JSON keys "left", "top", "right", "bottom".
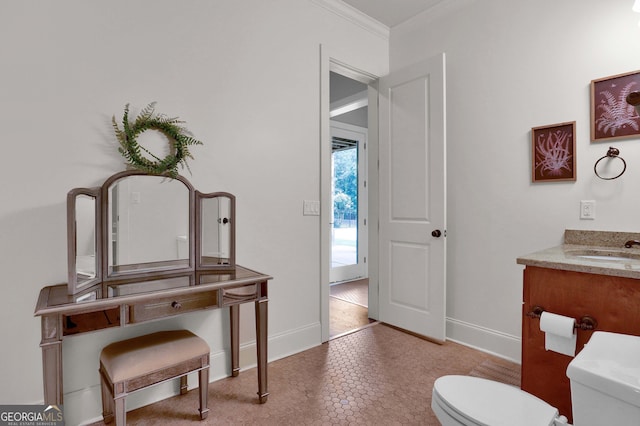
{"left": 34, "top": 266, "right": 271, "bottom": 406}
{"left": 34, "top": 170, "right": 272, "bottom": 406}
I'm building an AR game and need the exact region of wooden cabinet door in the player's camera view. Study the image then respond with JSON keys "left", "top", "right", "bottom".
{"left": 522, "top": 266, "right": 640, "bottom": 422}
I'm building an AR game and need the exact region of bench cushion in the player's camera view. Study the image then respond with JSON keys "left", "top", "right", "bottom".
{"left": 100, "top": 330, "right": 210, "bottom": 383}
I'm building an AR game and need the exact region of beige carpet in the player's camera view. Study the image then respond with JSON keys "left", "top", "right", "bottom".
{"left": 90, "top": 323, "right": 521, "bottom": 425}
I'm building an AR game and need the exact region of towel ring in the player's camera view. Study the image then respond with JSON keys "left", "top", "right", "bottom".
{"left": 594, "top": 147, "right": 626, "bottom": 180}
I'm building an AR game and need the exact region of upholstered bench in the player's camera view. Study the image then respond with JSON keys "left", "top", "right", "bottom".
{"left": 99, "top": 330, "right": 210, "bottom": 425}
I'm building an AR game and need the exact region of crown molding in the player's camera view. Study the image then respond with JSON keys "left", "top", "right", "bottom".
{"left": 309, "top": 0, "right": 390, "bottom": 40}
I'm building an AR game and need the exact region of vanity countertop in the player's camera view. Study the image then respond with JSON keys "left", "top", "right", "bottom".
{"left": 516, "top": 230, "right": 640, "bottom": 280}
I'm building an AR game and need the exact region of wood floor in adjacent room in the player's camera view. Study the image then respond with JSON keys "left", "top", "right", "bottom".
{"left": 90, "top": 323, "right": 520, "bottom": 425}
{"left": 330, "top": 279, "right": 373, "bottom": 338}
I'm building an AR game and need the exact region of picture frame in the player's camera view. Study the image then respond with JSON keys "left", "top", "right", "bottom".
{"left": 591, "top": 70, "right": 640, "bottom": 142}
{"left": 531, "top": 121, "right": 576, "bottom": 183}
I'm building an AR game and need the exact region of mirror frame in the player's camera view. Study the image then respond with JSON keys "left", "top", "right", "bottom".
{"left": 101, "top": 170, "right": 196, "bottom": 281}
{"left": 67, "top": 187, "right": 102, "bottom": 295}
{"left": 195, "top": 191, "right": 236, "bottom": 271}
{"left": 66, "top": 170, "right": 236, "bottom": 295}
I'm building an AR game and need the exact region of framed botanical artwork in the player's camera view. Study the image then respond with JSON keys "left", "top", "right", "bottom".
{"left": 531, "top": 121, "right": 576, "bottom": 183}
{"left": 591, "top": 70, "right": 640, "bottom": 142}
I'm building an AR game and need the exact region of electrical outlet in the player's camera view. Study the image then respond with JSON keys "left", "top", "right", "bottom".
{"left": 580, "top": 200, "right": 596, "bottom": 220}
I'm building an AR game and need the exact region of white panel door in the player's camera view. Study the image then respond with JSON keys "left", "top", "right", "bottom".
{"left": 378, "top": 53, "right": 446, "bottom": 341}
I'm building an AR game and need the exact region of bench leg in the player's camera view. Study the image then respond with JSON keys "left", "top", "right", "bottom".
{"left": 99, "top": 370, "right": 114, "bottom": 424}
{"left": 114, "top": 396, "right": 126, "bottom": 426}
{"left": 199, "top": 367, "right": 209, "bottom": 420}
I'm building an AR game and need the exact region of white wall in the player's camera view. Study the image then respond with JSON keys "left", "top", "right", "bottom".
{"left": 0, "top": 1, "right": 387, "bottom": 424}
{"left": 391, "top": 0, "right": 640, "bottom": 360}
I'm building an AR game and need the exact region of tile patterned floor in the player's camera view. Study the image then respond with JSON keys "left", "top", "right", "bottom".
{"left": 91, "top": 323, "right": 519, "bottom": 425}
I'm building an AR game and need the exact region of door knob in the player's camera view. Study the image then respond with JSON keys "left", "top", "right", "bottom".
{"left": 431, "top": 229, "right": 442, "bottom": 238}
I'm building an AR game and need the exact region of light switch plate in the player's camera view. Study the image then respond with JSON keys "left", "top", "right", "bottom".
{"left": 580, "top": 200, "right": 596, "bottom": 220}
{"left": 303, "top": 200, "right": 320, "bottom": 216}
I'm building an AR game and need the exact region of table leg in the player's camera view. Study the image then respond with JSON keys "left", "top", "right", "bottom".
{"left": 229, "top": 304, "right": 240, "bottom": 377}
{"left": 255, "top": 298, "right": 268, "bottom": 403}
{"left": 41, "top": 315, "right": 63, "bottom": 405}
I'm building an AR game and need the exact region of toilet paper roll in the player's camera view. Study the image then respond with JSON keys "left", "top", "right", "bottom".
{"left": 540, "top": 311, "right": 577, "bottom": 356}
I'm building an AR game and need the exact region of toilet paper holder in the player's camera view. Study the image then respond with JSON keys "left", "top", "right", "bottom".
{"left": 525, "top": 306, "right": 597, "bottom": 331}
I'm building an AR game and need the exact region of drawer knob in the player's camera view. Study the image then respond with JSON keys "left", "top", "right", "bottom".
{"left": 171, "top": 301, "right": 182, "bottom": 310}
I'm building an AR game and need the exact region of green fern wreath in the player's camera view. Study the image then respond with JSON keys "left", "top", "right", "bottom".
{"left": 112, "top": 102, "right": 202, "bottom": 178}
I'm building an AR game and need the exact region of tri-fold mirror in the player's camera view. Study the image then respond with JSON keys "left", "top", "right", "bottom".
{"left": 67, "top": 170, "right": 235, "bottom": 295}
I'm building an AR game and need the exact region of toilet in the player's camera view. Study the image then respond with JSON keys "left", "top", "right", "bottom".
{"left": 431, "top": 331, "right": 640, "bottom": 426}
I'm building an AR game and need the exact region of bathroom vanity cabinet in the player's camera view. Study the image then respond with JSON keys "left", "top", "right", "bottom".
{"left": 521, "top": 265, "right": 640, "bottom": 421}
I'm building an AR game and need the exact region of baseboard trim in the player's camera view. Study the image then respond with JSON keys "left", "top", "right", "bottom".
{"left": 236, "top": 321, "right": 322, "bottom": 371}
{"left": 446, "top": 317, "right": 521, "bottom": 363}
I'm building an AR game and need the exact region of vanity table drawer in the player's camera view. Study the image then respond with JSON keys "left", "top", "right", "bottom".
{"left": 222, "top": 284, "right": 258, "bottom": 305}
{"left": 129, "top": 291, "right": 219, "bottom": 323}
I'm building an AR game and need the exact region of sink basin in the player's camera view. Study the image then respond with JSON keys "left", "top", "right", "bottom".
{"left": 578, "top": 254, "right": 634, "bottom": 261}
{"left": 565, "top": 249, "right": 640, "bottom": 263}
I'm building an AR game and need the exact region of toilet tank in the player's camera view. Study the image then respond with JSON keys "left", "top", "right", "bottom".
{"left": 566, "top": 331, "right": 640, "bottom": 426}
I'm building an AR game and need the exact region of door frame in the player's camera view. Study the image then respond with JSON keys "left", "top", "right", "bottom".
{"left": 320, "top": 46, "right": 379, "bottom": 342}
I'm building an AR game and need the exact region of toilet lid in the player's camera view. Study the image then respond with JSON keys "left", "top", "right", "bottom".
{"left": 433, "top": 375, "right": 559, "bottom": 426}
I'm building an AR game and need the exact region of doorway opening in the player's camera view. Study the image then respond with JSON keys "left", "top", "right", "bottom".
{"left": 329, "top": 72, "right": 372, "bottom": 338}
